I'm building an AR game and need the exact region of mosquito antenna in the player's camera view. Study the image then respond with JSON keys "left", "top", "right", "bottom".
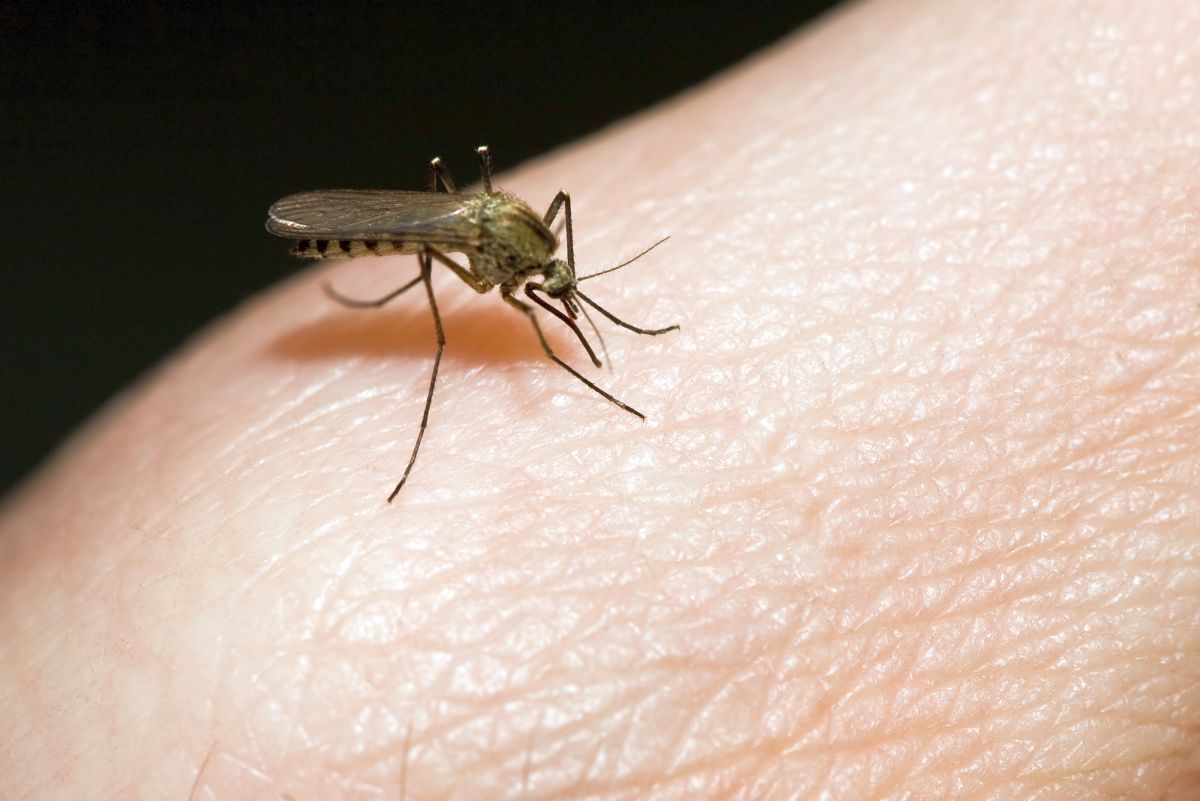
{"left": 575, "top": 290, "right": 681, "bottom": 336}
{"left": 578, "top": 236, "right": 670, "bottom": 282}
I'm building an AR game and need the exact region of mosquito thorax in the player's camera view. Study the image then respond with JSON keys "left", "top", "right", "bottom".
{"left": 541, "top": 259, "right": 575, "bottom": 297}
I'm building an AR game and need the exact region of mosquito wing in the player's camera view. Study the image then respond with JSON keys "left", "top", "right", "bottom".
{"left": 266, "top": 189, "right": 483, "bottom": 249}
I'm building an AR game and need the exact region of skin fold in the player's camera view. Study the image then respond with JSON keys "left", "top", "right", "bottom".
{"left": 2, "top": 0, "right": 1198, "bottom": 798}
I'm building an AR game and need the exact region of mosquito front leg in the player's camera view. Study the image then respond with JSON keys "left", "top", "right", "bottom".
{"left": 524, "top": 282, "right": 602, "bottom": 368}
{"left": 573, "top": 290, "right": 681, "bottom": 336}
{"left": 427, "top": 157, "right": 457, "bottom": 194}
{"left": 501, "top": 286, "right": 644, "bottom": 420}
{"left": 389, "top": 250, "right": 446, "bottom": 502}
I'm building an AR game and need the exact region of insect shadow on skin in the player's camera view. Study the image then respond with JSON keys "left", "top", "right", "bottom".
{"left": 268, "top": 289, "right": 545, "bottom": 366}
{"left": 266, "top": 146, "right": 679, "bottom": 502}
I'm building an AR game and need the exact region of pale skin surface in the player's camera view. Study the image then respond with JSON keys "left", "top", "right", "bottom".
{"left": 2, "top": 0, "right": 1199, "bottom": 798}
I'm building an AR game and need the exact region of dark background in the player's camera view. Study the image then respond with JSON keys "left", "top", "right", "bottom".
{"left": 1, "top": 1, "right": 838, "bottom": 496}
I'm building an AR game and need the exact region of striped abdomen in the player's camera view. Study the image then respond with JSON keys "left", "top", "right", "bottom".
{"left": 292, "top": 238, "right": 413, "bottom": 259}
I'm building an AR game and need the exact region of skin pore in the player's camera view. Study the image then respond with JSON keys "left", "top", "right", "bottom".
{"left": 2, "top": 0, "right": 1199, "bottom": 798}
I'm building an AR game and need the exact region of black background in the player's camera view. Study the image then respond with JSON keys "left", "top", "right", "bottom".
{"left": 1, "top": 1, "right": 838, "bottom": 495}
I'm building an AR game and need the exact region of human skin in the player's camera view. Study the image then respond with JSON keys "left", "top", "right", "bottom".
{"left": 3, "top": 0, "right": 1200, "bottom": 799}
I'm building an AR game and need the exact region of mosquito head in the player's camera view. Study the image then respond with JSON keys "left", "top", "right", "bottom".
{"left": 541, "top": 258, "right": 577, "bottom": 299}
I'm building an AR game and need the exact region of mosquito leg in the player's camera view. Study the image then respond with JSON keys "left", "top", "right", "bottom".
{"left": 576, "top": 300, "right": 612, "bottom": 370}
{"left": 574, "top": 290, "right": 681, "bottom": 336}
{"left": 475, "top": 146, "right": 493, "bottom": 194}
{"left": 541, "top": 190, "right": 576, "bottom": 278}
{"left": 427, "top": 156, "right": 457, "bottom": 194}
{"left": 525, "top": 283, "right": 602, "bottom": 368}
{"left": 323, "top": 275, "right": 423, "bottom": 308}
{"left": 389, "top": 250, "right": 445, "bottom": 502}
{"left": 425, "top": 246, "right": 492, "bottom": 294}
{"left": 502, "top": 287, "right": 644, "bottom": 420}
{"left": 542, "top": 190, "right": 566, "bottom": 226}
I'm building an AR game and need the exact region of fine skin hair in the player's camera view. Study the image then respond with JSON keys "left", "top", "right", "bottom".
{"left": 2, "top": 0, "right": 1199, "bottom": 798}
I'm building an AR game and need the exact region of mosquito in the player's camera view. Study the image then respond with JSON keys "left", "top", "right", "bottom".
{"left": 265, "top": 146, "right": 679, "bottom": 502}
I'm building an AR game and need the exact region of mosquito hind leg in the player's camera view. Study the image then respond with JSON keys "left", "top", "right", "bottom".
{"left": 475, "top": 146, "right": 493, "bottom": 193}
{"left": 388, "top": 250, "right": 446, "bottom": 502}
{"left": 427, "top": 157, "right": 457, "bottom": 194}
{"left": 323, "top": 275, "right": 423, "bottom": 308}
{"left": 502, "top": 286, "right": 644, "bottom": 420}
{"left": 541, "top": 190, "right": 576, "bottom": 277}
